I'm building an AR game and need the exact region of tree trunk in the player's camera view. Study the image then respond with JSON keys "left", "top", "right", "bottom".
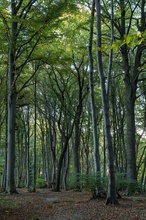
{"left": 45, "top": 122, "right": 50, "bottom": 188}
{"left": 6, "top": 0, "right": 17, "bottom": 194}
{"left": 33, "top": 73, "right": 37, "bottom": 192}
{"left": 125, "top": 83, "right": 137, "bottom": 180}
{"left": 16, "top": 131, "right": 24, "bottom": 188}
{"left": 49, "top": 109, "right": 56, "bottom": 184}
{"left": 118, "top": 0, "right": 146, "bottom": 183}
{"left": 88, "top": 0, "right": 100, "bottom": 175}
{"left": 26, "top": 105, "right": 30, "bottom": 189}
{"left": 73, "top": 116, "right": 81, "bottom": 191}
{"left": 95, "top": 0, "right": 118, "bottom": 204}
{"left": 72, "top": 56, "right": 86, "bottom": 191}
{"left": 55, "top": 137, "right": 70, "bottom": 191}
{"left": 63, "top": 146, "right": 69, "bottom": 190}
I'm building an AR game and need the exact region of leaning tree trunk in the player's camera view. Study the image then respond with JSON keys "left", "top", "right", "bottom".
{"left": 95, "top": 0, "right": 118, "bottom": 205}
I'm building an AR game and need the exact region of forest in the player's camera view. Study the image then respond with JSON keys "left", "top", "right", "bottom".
{"left": 0, "top": 0, "right": 146, "bottom": 212}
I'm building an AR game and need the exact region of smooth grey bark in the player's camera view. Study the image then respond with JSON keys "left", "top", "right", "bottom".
{"left": 33, "top": 74, "right": 37, "bottom": 192}
{"left": 45, "top": 121, "right": 50, "bottom": 188}
{"left": 26, "top": 105, "right": 30, "bottom": 189}
{"left": 88, "top": 0, "right": 100, "bottom": 175}
{"left": 62, "top": 146, "right": 69, "bottom": 190}
{"left": 95, "top": 0, "right": 118, "bottom": 204}
{"left": 40, "top": 118, "right": 47, "bottom": 180}
{"left": 6, "top": 0, "right": 18, "bottom": 193}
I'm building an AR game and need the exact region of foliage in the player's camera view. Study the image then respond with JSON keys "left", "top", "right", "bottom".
{"left": 68, "top": 173, "right": 107, "bottom": 192}
{"left": 69, "top": 172, "right": 146, "bottom": 196}
{"left": 36, "top": 178, "right": 46, "bottom": 188}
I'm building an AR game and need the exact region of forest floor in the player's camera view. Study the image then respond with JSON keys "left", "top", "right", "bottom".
{"left": 0, "top": 188, "right": 146, "bottom": 220}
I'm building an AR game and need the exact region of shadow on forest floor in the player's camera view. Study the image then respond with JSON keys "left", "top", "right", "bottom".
{"left": 0, "top": 188, "right": 146, "bottom": 220}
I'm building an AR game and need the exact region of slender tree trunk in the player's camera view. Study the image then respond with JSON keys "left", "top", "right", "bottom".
{"left": 2, "top": 115, "right": 7, "bottom": 190}
{"left": 72, "top": 56, "right": 86, "bottom": 191}
{"left": 49, "top": 109, "right": 56, "bottom": 184}
{"left": 73, "top": 114, "right": 81, "bottom": 191}
{"left": 88, "top": 0, "right": 100, "bottom": 175}
{"left": 40, "top": 119, "right": 46, "bottom": 179}
{"left": 45, "top": 122, "right": 50, "bottom": 188}
{"left": 95, "top": 0, "right": 118, "bottom": 204}
{"left": 26, "top": 105, "right": 30, "bottom": 189}
{"left": 141, "top": 152, "right": 146, "bottom": 191}
{"left": 33, "top": 74, "right": 37, "bottom": 192}
{"left": 17, "top": 131, "right": 24, "bottom": 188}
{"left": 63, "top": 146, "right": 69, "bottom": 190}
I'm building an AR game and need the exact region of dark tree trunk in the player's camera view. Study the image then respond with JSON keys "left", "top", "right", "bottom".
{"left": 55, "top": 137, "right": 70, "bottom": 191}
{"left": 6, "top": 0, "right": 18, "bottom": 194}
{"left": 119, "top": 0, "right": 146, "bottom": 183}
{"left": 73, "top": 112, "right": 82, "bottom": 191}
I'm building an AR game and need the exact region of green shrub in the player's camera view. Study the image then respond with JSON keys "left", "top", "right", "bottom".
{"left": 115, "top": 173, "right": 143, "bottom": 195}
{"left": 36, "top": 178, "right": 46, "bottom": 188}
{"left": 68, "top": 172, "right": 145, "bottom": 196}
{"left": 68, "top": 172, "right": 107, "bottom": 193}
{"left": 115, "top": 173, "right": 128, "bottom": 191}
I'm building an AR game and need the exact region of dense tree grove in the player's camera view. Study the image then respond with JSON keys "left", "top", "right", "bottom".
{"left": 0, "top": 0, "right": 145, "bottom": 204}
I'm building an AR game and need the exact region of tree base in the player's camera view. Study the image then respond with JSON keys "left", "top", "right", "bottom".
{"left": 105, "top": 197, "right": 119, "bottom": 205}
{"left": 6, "top": 189, "right": 19, "bottom": 194}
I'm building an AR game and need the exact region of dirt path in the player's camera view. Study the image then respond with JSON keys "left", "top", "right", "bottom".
{"left": 0, "top": 189, "right": 146, "bottom": 220}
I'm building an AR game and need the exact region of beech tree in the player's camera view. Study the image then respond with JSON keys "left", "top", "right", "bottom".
{"left": 120, "top": 0, "right": 146, "bottom": 182}
{"left": 6, "top": 0, "right": 20, "bottom": 193}
{"left": 88, "top": 0, "right": 101, "bottom": 195}
{"left": 95, "top": 0, "right": 118, "bottom": 204}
